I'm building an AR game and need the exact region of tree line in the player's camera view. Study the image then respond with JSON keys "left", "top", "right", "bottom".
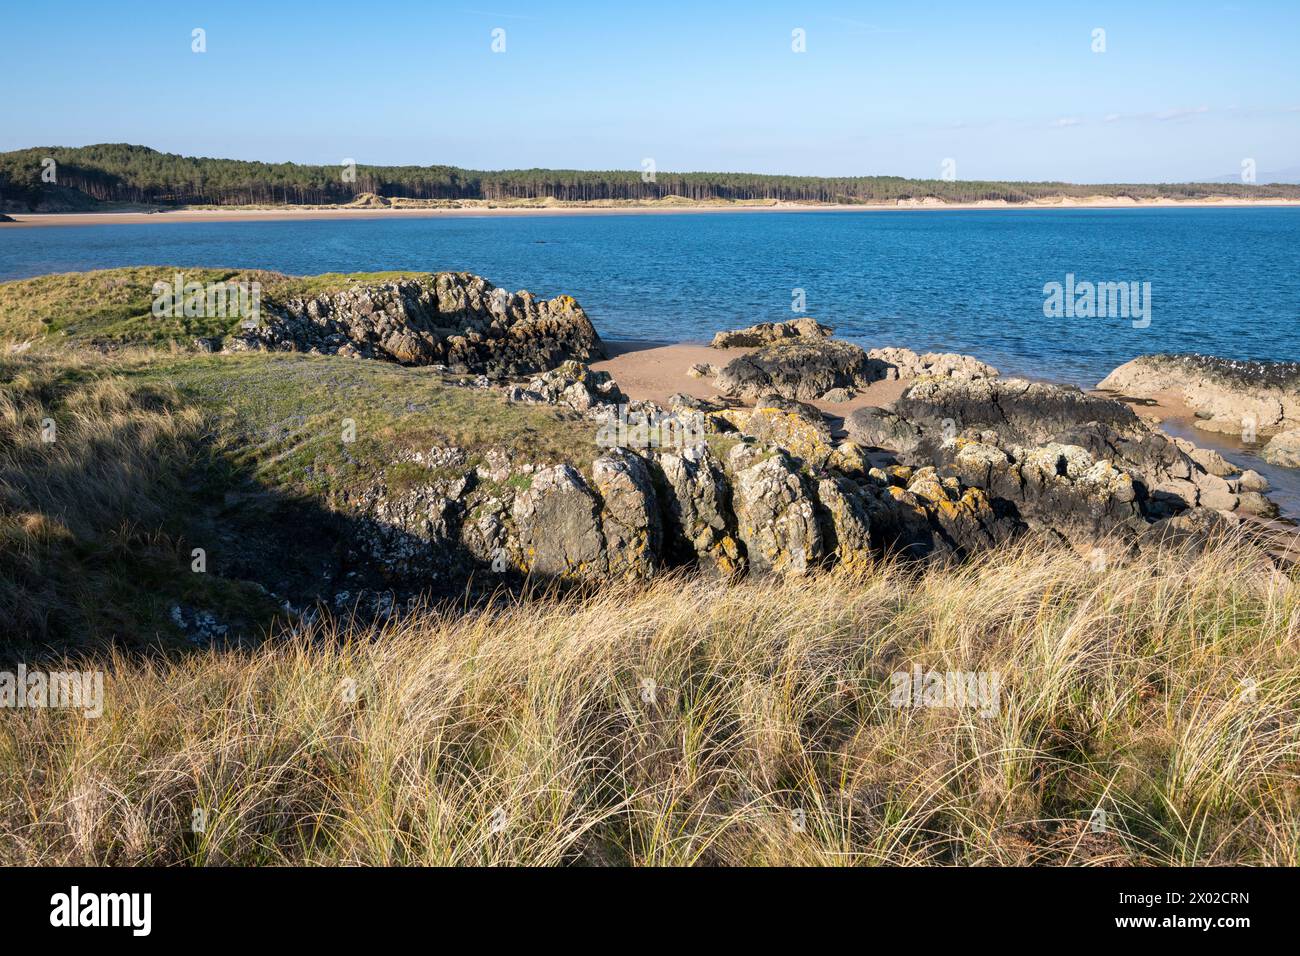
{"left": 3, "top": 143, "right": 1297, "bottom": 209}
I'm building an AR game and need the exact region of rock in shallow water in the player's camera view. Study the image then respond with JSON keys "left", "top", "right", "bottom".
{"left": 1263, "top": 429, "right": 1300, "bottom": 468}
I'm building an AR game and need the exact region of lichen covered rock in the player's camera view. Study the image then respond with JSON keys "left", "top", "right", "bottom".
{"left": 230, "top": 272, "right": 605, "bottom": 376}
{"left": 727, "top": 443, "right": 824, "bottom": 576}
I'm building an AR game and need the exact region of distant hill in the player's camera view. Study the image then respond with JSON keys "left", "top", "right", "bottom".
{"left": 4, "top": 143, "right": 1300, "bottom": 211}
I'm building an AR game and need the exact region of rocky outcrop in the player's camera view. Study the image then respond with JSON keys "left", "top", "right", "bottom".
{"left": 866, "top": 347, "right": 999, "bottom": 382}
{"left": 845, "top": 376, "right": 1281, "bottom": 547}
{"left": 708, "top": 319, "right": 999, "bottom": 401}
{"left": 339, "top": 358, "right": 1285, "bottom": 602}
{"left": 734, "top": 396, "right": 835, "bottom": 468}
{"left": 229, "top": 272, "right": 605, "bottom": 376}
{"left": 1098, "top": 354, "right": 1300, "bottom": 440}
{"left": 948, "top": 440, "right": 1143, "bottom": 544}
{"left": 894, "top": 377, "right": 1144, "bottom": 448}
{"left": 715, "top": 339, "right": 881, "bottom": 400}
{"left": 710, "top": 318, "right": 832, "bottom": 348}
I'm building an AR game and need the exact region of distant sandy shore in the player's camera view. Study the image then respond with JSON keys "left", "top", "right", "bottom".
{"left": 5, "top": 196, "right": 1300, "bottom": 228}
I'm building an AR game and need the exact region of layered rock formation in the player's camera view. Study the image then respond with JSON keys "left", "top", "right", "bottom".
{"left": 287, "top": 314, "right": 1288, "bottom": 604}
{"left": 229, "top": 272, "right": 605, "bottom": 375}
{"left": 344, "top": 355, "right": 1286, "bottom": 605}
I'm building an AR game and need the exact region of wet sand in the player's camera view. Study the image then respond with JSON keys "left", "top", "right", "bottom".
{"left": 5, "top": 197, "right": 1299, "bottom": 228}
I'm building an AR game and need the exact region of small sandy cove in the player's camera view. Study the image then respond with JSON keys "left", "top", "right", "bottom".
{"left": 593, "top": 340, "right": 1237, "bottom": 445}
{"left": 6, "top": 196, "right": 1300, "bottom": 228}
{"left": 593, "top": 341, "right": 906, "bottom": 438}
{"left": 595, "top": 341, "right": 1300, "bottom": 541}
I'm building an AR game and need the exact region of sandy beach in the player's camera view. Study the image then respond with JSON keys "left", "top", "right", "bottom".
{"left": 5, "top": 196, "right": 1300, "bottom": 228}
{"left": 592, "top": 340, "right": 910, "bottom": 438}
{"left": 596, "top": 339, "right": 1187, "bottom": 428}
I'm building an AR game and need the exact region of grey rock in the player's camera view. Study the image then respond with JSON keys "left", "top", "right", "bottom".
{"left": 845, "top": 405, "right": 924, "bottom": 456}
{"left": 727, "top": 443, "right": 824, "bottom": 575}
{"left": 814, "top": 476, "right": 874, "bottom": 573}
{"left": 1238, "top": 469, "right": 1269, "bottom": 493}
{"left": 512, "top": 464, "right": 605, "bottom": 579}
{"left": 715, "top": 339, "right": 881, "bottom": 401}
{"left": 592, "top": 449, "right": 662, "bottom": 580}
{"left": 654, "top": 444, "right": 744, "bottom": 577}
{"left": 866, "top": 346, "right": 999, "bottom": 382}
{"left": 819, "top": 387, "right": 856, "bottom": 403}
{"left": 1099, "top": 353, "right": 1300, "bottom": 435}
{"left": 710, "top": 317, "right": 832, "bottom": 349}
{"left": 1263, "top": 429, "right": 1300, "bottom": 468}
{"left": 739, "top": 396, "right": 835, "bottom": 468}
{"left": 1237, "top": 491, "right": 1279, "bottom": 517}
{"left": 229, "top": 272, "right": 605, "bottom": 376}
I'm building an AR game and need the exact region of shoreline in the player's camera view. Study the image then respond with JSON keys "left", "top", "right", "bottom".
{"left": 6, "top": 196, "right": 1300, "bottom": 228}
{"left": 595, "top": 339, "right": 1300, "bottom": 522}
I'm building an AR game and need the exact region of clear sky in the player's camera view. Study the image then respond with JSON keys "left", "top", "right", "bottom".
{"left": 2, "top": 0, "right": 1297, "bottom": 182}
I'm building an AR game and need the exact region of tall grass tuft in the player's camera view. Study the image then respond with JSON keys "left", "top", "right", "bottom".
{"left": 2, "top": 533, "right": 1297, "bottom": 865}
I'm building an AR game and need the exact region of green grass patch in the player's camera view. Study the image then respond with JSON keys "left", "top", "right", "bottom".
{"left": 0, "top": 266, "right": 444, "bottom": 349}
{"left": 126, "top": 351, "right": 597, "bottom": 498}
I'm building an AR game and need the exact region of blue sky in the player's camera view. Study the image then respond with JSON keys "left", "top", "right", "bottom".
{"left": 2, "top": 0, "right": 1298, "bottom": 182}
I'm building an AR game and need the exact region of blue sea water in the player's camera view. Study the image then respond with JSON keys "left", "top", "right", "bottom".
{"left": 2, "top": 207, "right": 1298, "bottom": 389}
